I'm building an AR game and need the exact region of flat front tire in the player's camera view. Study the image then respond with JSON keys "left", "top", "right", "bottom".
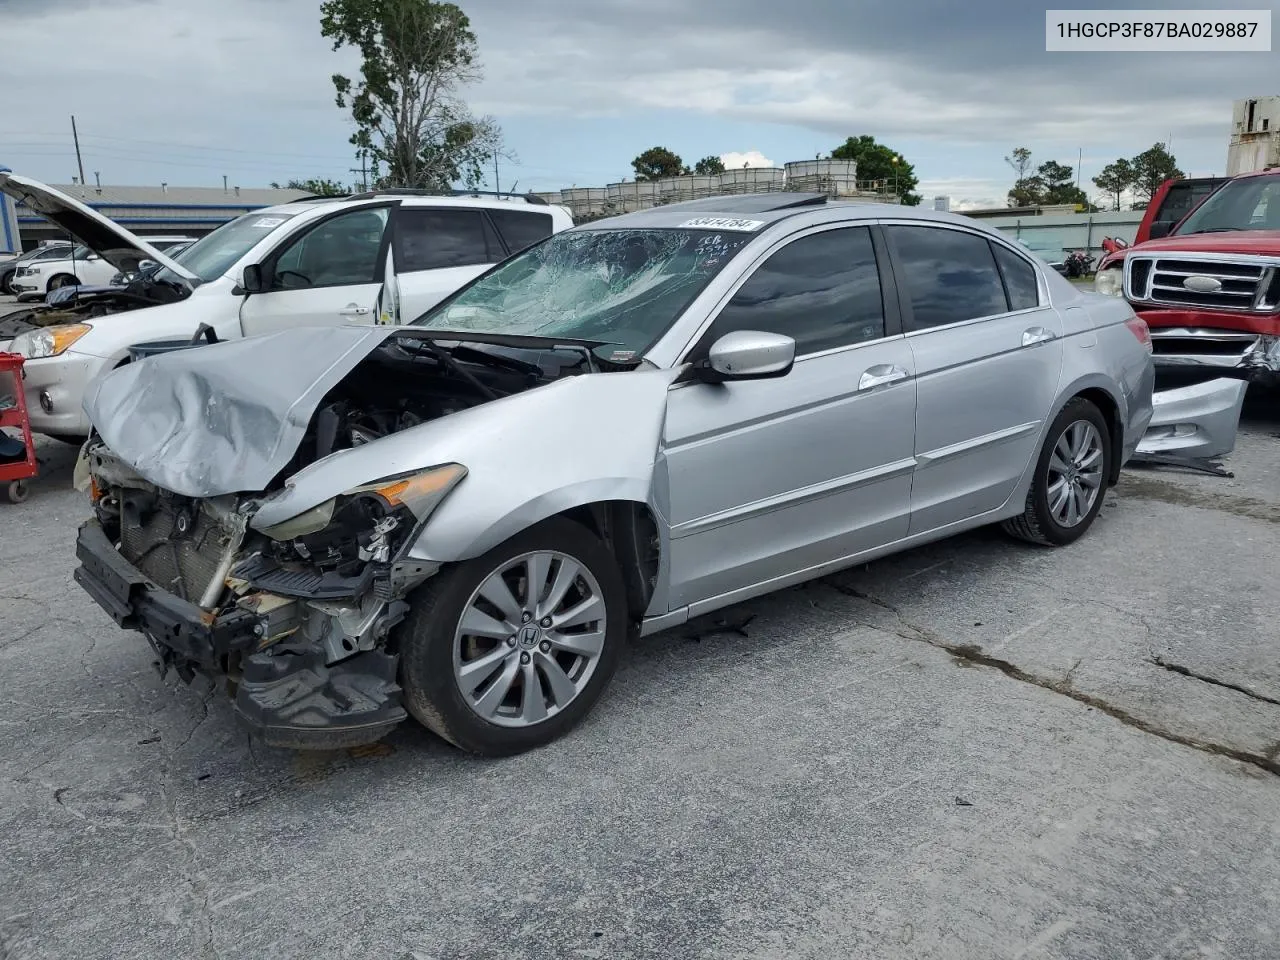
{"left": 397, "top": 516, "right": 628, "bottom": 756}
{"left": 1003, "top": 397, "right": 1112, "bottom": 547}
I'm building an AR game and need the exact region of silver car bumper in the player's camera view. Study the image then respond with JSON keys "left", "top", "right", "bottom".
{"left": 1137, "top": 377, "right": 1249, "bottom": 460}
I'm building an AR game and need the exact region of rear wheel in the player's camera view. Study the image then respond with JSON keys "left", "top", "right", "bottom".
{"left": 1, "top": 269, "right": 14, "bottom": 296}
{"left": 398, "top": 517, "right": 628, "bottom": 756}
{"left": 1003, "top": 397, "right": 1111, "bottom": 547}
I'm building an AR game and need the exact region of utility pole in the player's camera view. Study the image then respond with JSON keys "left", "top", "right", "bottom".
{"left": 223, "top": 175, "right": 228, "bottom": 192}
{"left": 1076, "top": 147, "right": 1083, "bottom": 188}
{"left": 70, "top": 115, "right": 86, "bottom": 187}
{"left": 348, "top": 148, "right": 370, "bottom": 192}
{"left": 493, "top": 153, "right": 500, "bottom": 195}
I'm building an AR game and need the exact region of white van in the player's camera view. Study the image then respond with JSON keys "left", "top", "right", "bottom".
{"left": 0, "top": 173, "right": 573, "bottom": 441}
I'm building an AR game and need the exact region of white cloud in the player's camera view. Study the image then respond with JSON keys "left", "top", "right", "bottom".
{"left": 719, "top": 150, "right": 775, "bottom": 170}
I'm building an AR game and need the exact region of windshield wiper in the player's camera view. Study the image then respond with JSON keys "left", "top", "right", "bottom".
{"left": 399, "top": 335, "right": 499, "bottom": 400}
{"left": 1186, "top": 227, "right": 1244, "bottom": 234}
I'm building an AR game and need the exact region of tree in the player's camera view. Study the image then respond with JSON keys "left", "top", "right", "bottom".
{"left": 693, "top": 155, "right": 726, "bottom": 176}
{"left": 1092, "top": 158, "right": 1135, "bottom": 211}
{"left": 632, "top": 146, "right": 687, "bottom": 181}
{"left": 1036, "top": 160, "right": 1089, "bottom": 207}
{"left": 1005, "top": 147, "right": 1041, "bottom": 207}
{"left": 320, "top": 0, "right": 504, "bottom": 191}
{"left": 1131, "top": 142, "right": 1184, "bottom": 203}
{"left": 830, "top": 135, "right": 921, "bottom": 205}
{"left": 270, "top": 178, "right": 348, "bottom": 196}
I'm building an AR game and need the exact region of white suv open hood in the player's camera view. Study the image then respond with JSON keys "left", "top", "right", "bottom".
{"left": 0, "top": 172, "right": 198, "bottom": 280}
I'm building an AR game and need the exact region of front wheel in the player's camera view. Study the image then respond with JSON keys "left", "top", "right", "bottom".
{"left": 398, "top": 516, "right": 628, "bottom": 756}
{"left": 1003, "top": 397, "right": 1111, "bottom": 547}
{"left": 46, "top": 274, "right": 79, "bottom": 292}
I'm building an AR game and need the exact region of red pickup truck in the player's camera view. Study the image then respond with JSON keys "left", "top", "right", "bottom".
{"left": 1094, "top": 170, "right": 1280, "bottom": 385}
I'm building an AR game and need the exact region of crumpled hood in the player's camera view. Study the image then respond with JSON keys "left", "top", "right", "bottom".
{"left": 83, "top": 325, "right": 398, "bottom": 497}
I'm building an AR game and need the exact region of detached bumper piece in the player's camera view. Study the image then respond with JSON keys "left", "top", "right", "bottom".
{"left": 73, "top": 520, "right": 406, "bottom": 750}
{"left": 236, "top": 648, "right": 406, "bottom": 750}
{"left": 1138, "top": 378, "right": 1249, "bottom": 460}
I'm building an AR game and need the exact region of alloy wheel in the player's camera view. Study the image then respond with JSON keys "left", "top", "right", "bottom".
{"left": 1046, "top": 420, "right": 1104, "bottom": 528}
{"left": 453, "top": 550, "right": 608, "bottom": 728}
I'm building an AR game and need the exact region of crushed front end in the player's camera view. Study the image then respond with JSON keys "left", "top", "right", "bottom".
{"left": 73, "top": 441, "right": 461, "bottom": 749}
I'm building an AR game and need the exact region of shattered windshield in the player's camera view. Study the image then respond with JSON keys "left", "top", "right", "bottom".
{"left": 156, "top": 210, "right": 300, "bottom": 284}
{"left": 1175, "top": 174, "right": 1280, "bottom": 234}
{"left": 413, "top": 228, "right": 751, "bottom": 352}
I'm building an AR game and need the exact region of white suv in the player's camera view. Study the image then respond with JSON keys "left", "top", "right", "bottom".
{"left": 0, "top": 173, "right": 573, "bottom": 440}
{"left": 9, "top": 235, "right": 195, "bottom": 300}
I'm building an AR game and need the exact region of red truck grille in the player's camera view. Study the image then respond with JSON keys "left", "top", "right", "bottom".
{"left": 1124, "top": 255, "right": 1278, "bottom": 312}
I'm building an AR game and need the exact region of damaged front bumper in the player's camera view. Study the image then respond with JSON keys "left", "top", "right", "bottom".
{"left": 73, "top": 519, "right": 408, "bottom": 749}
{"left": 1149, "top": 328, "right": 1280, "bottom": 386}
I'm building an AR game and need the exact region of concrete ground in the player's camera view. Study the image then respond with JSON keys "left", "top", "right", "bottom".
{"left": 2, "top": 293, "right": 1279, "bottom": 959}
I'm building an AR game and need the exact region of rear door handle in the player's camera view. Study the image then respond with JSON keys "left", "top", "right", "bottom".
{"left": 858, "top": 364, "right": 910, "bottom": 391}
{"left": 339, "top": 304, "right": 372, "bottom": 317}
{"left": 1022, "top": 326, "right": 1056, "bottom": 347}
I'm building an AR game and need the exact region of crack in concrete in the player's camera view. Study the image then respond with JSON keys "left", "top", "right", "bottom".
{"left": 821, "top": 580, "right": 1280, "bottom": 779}
{"left": 1150, "top": 656, "right": 1280, "bottom": 708}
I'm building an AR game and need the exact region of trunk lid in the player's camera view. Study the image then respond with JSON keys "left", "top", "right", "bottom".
{"left": 0, "top": 172, "right": 198, "bottom": 280}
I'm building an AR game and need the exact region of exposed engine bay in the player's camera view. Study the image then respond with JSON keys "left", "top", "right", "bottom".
{"left": 77, "top": 331, "right": 644, "bottom": 748}
{"left": 0, "top": 272, "right": 189, "bottom": 340}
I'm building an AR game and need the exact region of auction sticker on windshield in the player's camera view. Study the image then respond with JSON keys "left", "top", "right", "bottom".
{"left": 679, "top": 217, "right": 766, "bottom": 231}
{"left": 252, "top": 217, "right": 288, "bottom": 228}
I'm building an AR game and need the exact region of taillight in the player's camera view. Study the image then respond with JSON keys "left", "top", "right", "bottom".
{"left": 1124, "top": 315, "right": 1153, "bottom": 354}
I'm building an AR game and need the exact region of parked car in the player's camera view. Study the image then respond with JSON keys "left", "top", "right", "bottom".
{"left": 1094, "top": 169, "right": 1280, "bottom": 385}
{"left": 8, "top": 235, "right": 195, "bottom": 301}
{"left": 1, "top": 240, "right": 74, "bottom": 296}
{"left": 74, "top": 192, "right": 1156, "bottom": 756}
{"left": 43, "top": 240, "right": 199, "bottom": 308}
{"left": 0, "top": 172, "right": 573, "bottom": 442}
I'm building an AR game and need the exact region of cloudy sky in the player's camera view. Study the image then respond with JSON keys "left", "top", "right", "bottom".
{"left": 1, "top": 0, "right": 1276, "bottom": 208}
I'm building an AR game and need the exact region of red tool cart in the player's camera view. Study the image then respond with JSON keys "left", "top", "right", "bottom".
{"left": 0, "top": 352, "right": 37, "bottom": 503}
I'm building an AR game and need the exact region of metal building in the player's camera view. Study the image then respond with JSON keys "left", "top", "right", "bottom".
{"left": 1227, "top": 96, "right": 1280, "bottom": 175}
{"left": 9, "top": 181, "right": 311, "bottom": 249}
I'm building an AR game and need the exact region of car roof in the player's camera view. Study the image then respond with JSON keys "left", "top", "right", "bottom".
{"left": 262, "top": 194, "right": 570, "bottom": 218}
{"left": 584, "top": 193, "right": 1008, "bottom": 236}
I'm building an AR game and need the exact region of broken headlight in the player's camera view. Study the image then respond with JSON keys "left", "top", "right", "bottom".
{"left": 259, "top": 463, "right": 468, "bottom": 545}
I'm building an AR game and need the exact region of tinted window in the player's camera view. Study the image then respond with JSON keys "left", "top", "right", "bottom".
{"left": 889, "top": 226, "right": 1009, "bottom": 330}
{"left": 394, "top": 208, "right": 502, "bottom": 272}
{"left": 488, "top": 208, "right": 554, "bottom": 254}
{"left": 272, "top": 207, "right": 388, "bottom": 289}
{"left": 992, "top": 243, "right": 1039, "bottom": 311}
{"left": 701, "top": 227, "right": 885, "bottom": 355}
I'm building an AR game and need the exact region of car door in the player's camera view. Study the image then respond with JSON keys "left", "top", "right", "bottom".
{"left": 238, "top": 205, "right": 392, "bottom": 337}
{"left": 391, "top": 205, "right": 507, "bottom": 323}
{"left": 883, "top": 223, "right": 1064, "bottom": 534}
{"left": 660, "top": 224, "right": 917, "bottom": 612}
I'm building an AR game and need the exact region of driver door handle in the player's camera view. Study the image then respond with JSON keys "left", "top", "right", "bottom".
{"left": 1022, "top": 326, "right": 1056, "bottom": 347}
{"left": 858, "top": 364, "right": 910, "bottom": 391}
{"left": 339, "top": 304, "right": 372, "bottom": 317}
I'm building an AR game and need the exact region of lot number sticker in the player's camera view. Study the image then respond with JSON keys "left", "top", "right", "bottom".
{"left": 679, "top": 217, "right": 765, "bottom": 231}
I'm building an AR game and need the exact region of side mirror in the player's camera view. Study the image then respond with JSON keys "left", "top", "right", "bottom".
{"left": 1148, "top": 221, "right": 1173, "bottom": 239}
{"left": 138, "top": 259, "right": 157, "bottom": 272}
{"left": 239, "top": 263, "right": 266, "bottom": 295}
{"left": 693, "top": 330, "right": 796, "bottom": 384}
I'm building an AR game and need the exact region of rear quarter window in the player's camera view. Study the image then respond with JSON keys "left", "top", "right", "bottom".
{"left": 488, "top": 208, "right": 555, "bottom": 254}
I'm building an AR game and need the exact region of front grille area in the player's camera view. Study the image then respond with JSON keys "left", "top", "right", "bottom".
{"left": 1126, "top": 255, "right": 1275, "bottom": 311}
{"left": 120, "top": 495, "right": 233, "bottom": 602}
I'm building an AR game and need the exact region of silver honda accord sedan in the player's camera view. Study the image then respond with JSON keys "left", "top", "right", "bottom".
{"left": 73, "top": 193, "right": 1155, "bottom": 756}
